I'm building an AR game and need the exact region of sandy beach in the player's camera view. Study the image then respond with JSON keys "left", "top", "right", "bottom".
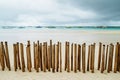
{"left": 0, "top": 29, "right": 120, "bottom": 80}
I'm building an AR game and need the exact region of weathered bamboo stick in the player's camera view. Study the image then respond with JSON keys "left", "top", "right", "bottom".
{"left": 57, "top": 42, "right": 60, "bottom": 72}
{"left": 47, "top": 46, "right": 50, "bottom": 71}
{"left": 35, "top": 44, "right": 39, "bottom": 72}
{"left": 16, "top": 42, "right": 21, "bottom": 69}
{"left": 27, "top": 41, "right": 32, "bottom": 69}
{"left": 91, "top": 44, "right": 95, "bottom": 73}
{"left": 52, "top": 44, "right": 55, "bottom": 72}
{"left": 74, "top": 44, "right": 77, "bottom": 73}
{"left": 20, "top": 43, "right": 25, "bottom": 72}
{"left": 60, "top": 42, "right": 62, "bottom": 72}
{"left": 90, "top": 45, "right": 92, "bottom": 70}
{"left": 43, "top": 43, "right": 46, "bottom": 72}
{"left": 26, "top": 46, "right": 31, "bottom": 72}
{"left": 110, "top": 44, "right": 114, "bottom": 71}
{"left": 1, "top": 42, "right": 5, "bottom": 71}
{"left": 50, "top": 40, "right": 52, "bottom": 68}
{"left": 117, "top": 43, "right": 120, "bottom": 72}
{"left": 37, "top": 41, "right": 40, "bottom": 69}
{"left": 13, "top": 44, "right": 17, "bottom": 71}
{"left": 33, "top": 42, "right": 36, "bottom": 70}
{"left": 65, "top": 42, "right": 67, "bottom": 71}
{"left": 107, "top": 44, "right": 113, "bottom": 73}
{"left": 45, "top": 42, "right": 48, "bottom": 70}
{"left": 82, "top": 43, "right": 86, "bottom": 73}
{"left": 5, "top": 42, "right": 11, "bottom": 70}
{"left": 67, "top": 42, "right": 70, "bottom": 72}
{"left": 114, "top": 43, "right": 118, "bottom": 73}
{"left": 78, "top": 44, "right": 81, "bottom": 71}
{"left": 87, "top": 45, "right": 90, "bottom": 71}
{"left": 98, "top": 42, "right": 102, "bottom": 70}
{"left": 105, "top": 45, "right": 108, "bottom": 70}
{"left": 40, "top": 43, "right": 43, "bottom": 71}
{"left": 71, "top": 43, "right": 73, "bottom": 71}
{"left": 101, "top": 45, "right": 105, "bottom": 73}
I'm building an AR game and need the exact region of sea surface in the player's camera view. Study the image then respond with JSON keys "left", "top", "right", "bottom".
{"left": 0, "top": 26, "right": 120, "bottom": 31}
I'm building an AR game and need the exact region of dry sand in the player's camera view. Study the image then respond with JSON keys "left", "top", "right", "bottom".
{"left": 0, "top": 29, "right": 120, "bottom": 80}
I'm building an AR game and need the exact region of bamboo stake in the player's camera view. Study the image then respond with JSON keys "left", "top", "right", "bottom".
{"left": 45, "top": 42, "right": 48, "bottom": 70}
{"left": 52, "top": 44, "right": 55, "bottom": 72}
{"left": 20, "top": 43, "right": 25, "bottom": 72}
{"left": 1, "top": 42, "right": 5, "bottom": 71}
{"left": 82, "top": 43, "right": 86, "bottom": 73}
{"left": 74, "top": 44, "right": 77, "bottom": 73}
{"left": 87, "top": 45, "right": 90, "bottom": 71}
{"left": 56, "top": 42, "right": 59, "bottom": 72}
{"left": 35, "top": 44, "right": 39, "bottom": 72}
{"left": 50, "top": 40, "right": 52, "bottom": 68}
{"left": 27, "top": 41, "right": 32, "bottom": 69}
{"left": 114, "top": 43, "right": 118, "bottom": 73}
{"left": 98, "top": 42, "right": 102, "bottom": 70}
{"left": 67, "top": 42, "right": 70, "bottom": 72}
{"left": 13, "top": 44, "right": 17, "bottom": 71}
{"left": 110, "top": 44, "right": 114, "bottom": 71}
{"left": 78, "top": 44, "right": 81, "bottom": 71}
{"left": 91, "top": 44, "right": 95, "bottom": 73}
{"left": 48, "top": 46, "right": 50, "bottom": 71}
{"left": 5, "top": 42, "right": 11, "bottom": 70}
{"left": 65, "top": 42, "right": 67, "bottom": 71}
{"left": 43, "top": 43, "right": 46, "bottom": 72}
{"left": 60, "top": 42, "right": 62, "bottom": 72}
{"left": 71, "top": 43, "right": 73, "bottom": 71}
{"left": 26, "top": 46, "right": 31, "bottom": 72}
{"left": 16, "top": 42, "right": 21, "bottom": 69}
{"left": 105, "top": 45, "right": 108, "bottom": 70}
{"left": 40, "top": 43, "right": 43, "bottom": 71}
{"left": 101, "top": 45, "right": 105, "bottom": 73}
{"left": 117, "top": 43, "right": 120, "bottom": 72}
{"left": 107, "top": 44, "right": 113, "bottom": 73}
{"left": 33, "top": 42, "right": 36, "bottom": 70}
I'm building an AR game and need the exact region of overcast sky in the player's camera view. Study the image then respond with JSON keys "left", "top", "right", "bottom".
{"left": 0, "top": 0, "right": 120, "bottom": 26}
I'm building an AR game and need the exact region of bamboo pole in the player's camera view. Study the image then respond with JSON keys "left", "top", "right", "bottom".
{"left": 35, "top": 44, "right": 39, "bottom": 72}
{"left": 33, "top": 42, "right": 36, "bottom": 70}
{"left": 13, "top": 44, "right": 17, "bottom": 71}
{"left": 105, "top": 45, "right": 108, "bottom": 70}
{"left": 56, "top": 42, "right": 60, "bottom": 72}
{"left": 1, "top": 42, "right": 5, "bottom": 71}
{"left": 50, "top": 40, "right": 52, "bottom": 68}
{"left": 98, "top": 42, "right": 102, "bottom": 70}
{"left": 67, "top": 42, "right": 70, "bottom": 72}
{"left": 87, "top": 45, "right": 90, "bottom": 71}
{"left": 74, "top": 44, "right": 77, "bottom": 73}
{"left": 65, "top": 42, "right": 67, "bottom": 71}
{"left": 110, "top": 44, "right": 114, "bottom": 71}
{"left": 47, "top": 46, "right": 50, "bottom": 71}
{"left": 20, "top": 43, "right": 25, "bottom": 72}
{"left": 117, "top": 43, "right": 120, "bottom": 72}
{"left": 1, "top": 42, "right": 8, "bottom": 71}
{"left": 5, "top": 42, "right": 11, "bottom": 70}
{"left": 91, "top": 44, "right": 95, "bottom": 73}
{"left": 16, "top": 42, "right": 21, "bottom": 69}
{"left": 114, "top": 43, "right": 118, "bottom": 73}
{"left": 45, "top": 42, "right": 48, "bottom": 70}
{"left": 40, "top": 43, "right": 43, "bottom": 71}
{"left": 78, "top": 44, "right": 81, "bottom": 71}
{"left": 101, "top": 45, "right": 105, "bottom": 73}
{"left": 52, "top": 44, "right": 55, "bottom": 72}
{"left": 107, "top": 44, "right": 113, "bottom": 73}
{"left": 27, "top": 41, "right": 32, "bottom": 69}
{"left": 82, "top": 43, "right": 86, "bottom": 73}
{"left": 26, "top": 46, "right": 31, "bottom": 72}
{"left": 60, "top": 42, "right": 62, "bottom": 72}
{"left": 71, "top": 43, "right": 73, "bottom": 71}
{"left": 43, "top": 43, "right": 46, "bottom": 72}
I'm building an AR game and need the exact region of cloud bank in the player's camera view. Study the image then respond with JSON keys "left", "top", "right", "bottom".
{"left": 0, "top": 0, "right": 120, "bottom": 26}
